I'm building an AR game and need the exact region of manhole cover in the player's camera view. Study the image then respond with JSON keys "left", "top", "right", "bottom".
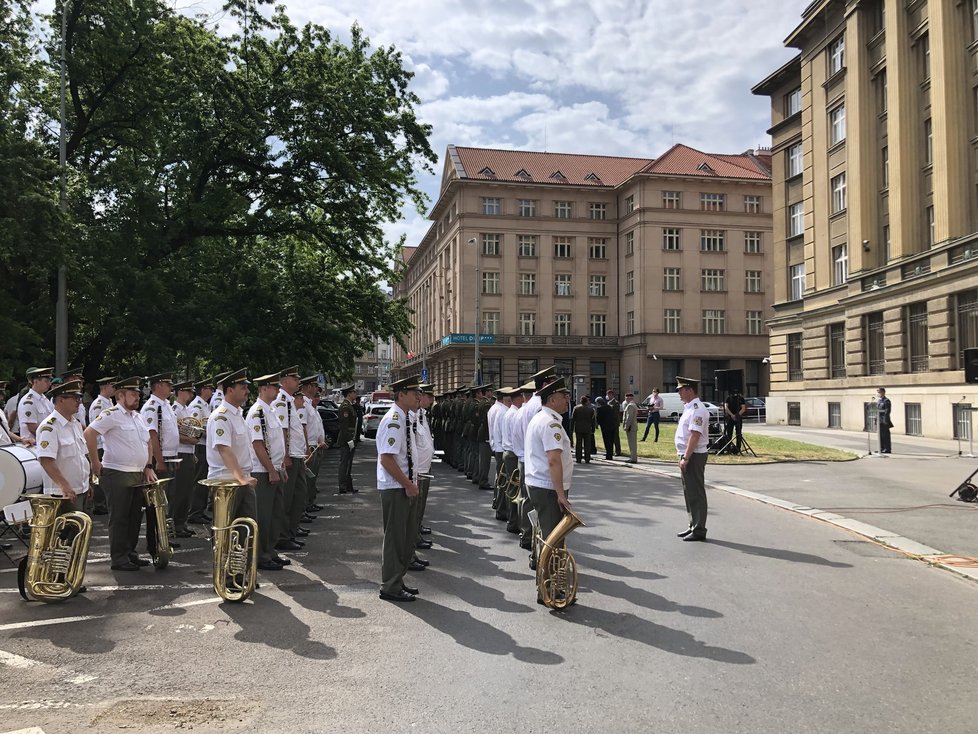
{"left": 91, "top": 699, "right": 259, "bottom": 729}
{"left": 832, "top": 540, "right": 902, "bottom": 558}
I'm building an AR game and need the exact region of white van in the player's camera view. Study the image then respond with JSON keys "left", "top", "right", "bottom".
{"left": 649, "top": 392, "right": 686, "bottom": 422}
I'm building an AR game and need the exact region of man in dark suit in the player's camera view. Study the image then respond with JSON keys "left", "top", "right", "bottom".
{"left": 571, "top": 396, "right": 596, "bottom": 463}
{"left": 876, "top": 387, "right": 892, "bottom": 454}
{"left": 595, "top": 397, "right": 618, "bottom": 460}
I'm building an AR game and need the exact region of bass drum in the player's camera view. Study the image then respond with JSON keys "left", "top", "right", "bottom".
{"left": 0, "top": 445, "right": 43, "bottom": 507}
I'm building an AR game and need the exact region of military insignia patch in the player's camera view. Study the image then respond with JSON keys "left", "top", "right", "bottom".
{"left": 549, "top": 422, "right": 561, "bottom": 429}
{"left": 694, "top": 417, "right": 703, "bottom": 426}
{"left": 25, "top": 411, "right": 32, "bottom": 417}
{"left": 216, "top": 428, "right": 225, "bottom": 437}
{"left": 40, "top": 440, "right": 49, "bottom": 449}
{"left": 389, "top": 423, "right": 400, "bottom": 430}
{"left": 214, "top": 415, "right": 228, "bottom": 422}
{"left": 554, "top": 433, "right": 562, "bottom": 441}
{"left": 39, "top": 426, "right": 53, "bottom": 433}
{"left": 146, "top": 417, "right": 153, "bottom": 424}
{"left": 253, "top": 425, "right": 260, "bottom": 432}
{"left": 388, "top": 437, "right": 396, "bottom": 446}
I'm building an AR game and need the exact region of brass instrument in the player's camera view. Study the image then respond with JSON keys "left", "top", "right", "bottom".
{"left": 17, "top": 494, "right": 92, "bottom": 602}
{"left": 177, "top": 416, "right": 206, "bottom": 440}
{"left": 137, "top": 478, "right": 174, "bottom": 569}
{"left": 536, "top": 507, "right": 586, "bottom": 610}
{"left": 201, "top": 478, "right": 258, "bottom": 603}
{"left": 504, "top": 467, "right": 522, "bottom": 502}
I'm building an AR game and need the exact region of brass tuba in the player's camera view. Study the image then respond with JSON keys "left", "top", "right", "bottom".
{"left": 536, "top": 507, "right": 586, "bottom": 610}
{"left": 201, "top": 478, "right": 258, "bottom": 603}
{"left": 137, "top": 478, "right": 174, "bottom": 569}
{"left": 17, "top": 494, "right": 92, "bottom": 602}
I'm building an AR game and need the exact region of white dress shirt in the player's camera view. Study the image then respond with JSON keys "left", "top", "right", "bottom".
{"left": 206, "top": 401, "right": 250, "bottom": 480}
{"left": 524, "top": 405, "right": 574, "bottom": 491}
{"left": 91, "top": 405, "right": 151, "bottom": 472}
{"left": 35, "top": 410, "right": 90, "bottom": 495}
{"left": 246, "top": 398, "right": 285, "bottom": 473}
{"left": 141, "top": 395, "right": 179, "bottom": 458}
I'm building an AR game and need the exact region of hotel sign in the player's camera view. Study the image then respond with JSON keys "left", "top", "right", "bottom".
{"left": 441, "top": 333, "right": 495, "bottom": 346}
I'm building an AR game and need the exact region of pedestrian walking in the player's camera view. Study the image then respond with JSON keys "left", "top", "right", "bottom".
{"left": 641, "top": 388, "right": 663, "bottom": 442}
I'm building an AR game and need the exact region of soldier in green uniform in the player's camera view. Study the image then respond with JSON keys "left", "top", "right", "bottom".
{"left": 475, "top": 384, "right": 494, "bottom": 490}
{"left": 336, "top": 385, "right": 359, "bottom": 494}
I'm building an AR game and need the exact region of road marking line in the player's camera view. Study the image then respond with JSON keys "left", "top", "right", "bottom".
{"left": 0, "top": 615, "right": 102, "bottom": 632}
{"left": 0, "top": 649, "right": 43, "bottom": 668}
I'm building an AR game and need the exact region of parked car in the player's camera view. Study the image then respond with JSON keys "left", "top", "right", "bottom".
{"left": 316, "top": 404, "right": 340, "bottom": 444}
{"left": 744, "top": 396, "right": 766, "bottom": 422}
{"left": 362, "top": 404, "right": 393, "bottom": 439}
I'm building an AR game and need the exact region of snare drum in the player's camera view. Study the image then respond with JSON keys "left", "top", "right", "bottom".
{"left": 0, "top": 445, "right": 43, "bottom": 506}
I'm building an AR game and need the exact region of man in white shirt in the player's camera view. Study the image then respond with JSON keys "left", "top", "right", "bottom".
{"left": 511, "top": 381, "right": 536, "bottom": 550}
{"left": 300, "top": 375, "right": 328, "bottom": 511}
{"left": 35, "top": 380, "right": 91, "bottom": 512}
{"left": 488, "top": 387, "right": 511, "bottom": 520}
{"left": 0, "top": 380, "right": 34, "bottom": 448}
{"left": 206, "top": 369, "right": 258, "bottom": 528}
{"left": 412, "top": 384, "right": 436, "bottom": 551}
{"left": 85, "top": 376, "right": 157, "bottom": 570}
{"left": 18, "top": 367, "right": 54, "bottom": 440}
{"left": 376, "top": 376, "right": 422, "bottom": 602}
{"left": 247, "top": 374, "right": 288, "bottom": 571}
{"left": 141, "top": 373, "right": 182, "bottom": 541}
{"left": 187, "top": 378, "right": 215, "bottom": 523}
{"left": 85, "top": 375, "right": 117, "bottom": 515}
{"left": 272, "top": 366, "right": 309, "bottom": 552}
{"left": 209, "top": 372, "right": 229, "bottom": 411}
{"left": 674, "top": 376, "right": 710, "bottom": 542}
{"left": 171, "top": 381, "right": 201, "bottom": 537}
{"left": 500, "top": 387, "right": 523, "bottom": 535}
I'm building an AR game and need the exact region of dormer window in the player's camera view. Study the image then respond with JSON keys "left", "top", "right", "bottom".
{"left": 550, "top": 171, "right": 567, "bottom": 181}
{"left": 479, "top": 167, "right": 496, "bottom": 178}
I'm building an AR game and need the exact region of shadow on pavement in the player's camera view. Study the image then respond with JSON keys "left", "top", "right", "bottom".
{"left": 225, "top": 593, "right": 337, "bottom": 660}
{"left": 706, "top": 539, "right": 853, "bottom": 568}
{"left": 581, "top": 574, "right": 723, "bottom": 619}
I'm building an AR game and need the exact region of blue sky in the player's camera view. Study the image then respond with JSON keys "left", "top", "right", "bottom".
{"left": 38, "top": 0, "right": 810, "bottom": 248}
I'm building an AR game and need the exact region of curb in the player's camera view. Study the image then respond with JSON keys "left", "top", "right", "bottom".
{"left": 599, "top": 457, "right": 978, "bottom": 586}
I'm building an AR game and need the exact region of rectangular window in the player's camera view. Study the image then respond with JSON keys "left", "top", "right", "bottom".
{"left": 663, "top": 228, "right": 681, "bottom": 250}
{"left": 787, "top": 333, "right": 803, "bottom": 381}
{"left": 481, "top": 233, "right": 500, "bottom": 256}
{"left": 626, "top": 311, "right": 635, "bottom": 336}
{"left": 519, "top": 273, "right": 536, "bottom": 296}
{"left": 589, "top": 314, "right": 607, "bottom": 337}
{"left": 517, "top": 359, "right": 538, "bottom": 386}
{"left": 553, "top": 236, "right": 572, "bottom": 258}
{"left": 703, "top": 309, "right": 726, "bottom": 335}
{"left": 745, "top": 231, "right": 762, "bottom": 253}
{"left": 664, "top": 309, "right": 681, "bottom": 334}
{"left": 700, "top": 229, "right": 726, "bottom": 252}
{"left": 927, "top": 205, "right": 935, "bottom": 245}
{"left": 866, "top": 312, "right": 885, "bottom": 375}
{"left": 957, "top": 289, "right": 978, "bottom": 365}
{"left": 788, "top": 202, "right": 804, "bottom": 237}
{"left": 906, "top": 404, "right": 923, "bottom": 436}
{"left": 554, "top": 313, "right": 571, "bottom": 336}
{"left": 877, "top": 69, "right": 888, "bottom": 113}
{"left": 955, "top": 404, "right": 973, "bottom": 441}
{"left": 790, "top": 263, "right": 805, "bottom": 300}
{"left": 701, "top": 269, "right": 726, "bottom": 292}
{"left": 663, "top": 267, "right": 681, "bottom": 291}
{"left": 907, "top": 303, "right": 929, "bottom": 372}
{"left": 831, "top": 172, "right": 847, "bottom": 214}
{"left": 554, "top": 201, "right": 572, "bottom": 219}
{"left": 554, "top": 274, "right": 572, "bottom": 296}
{"left": 481, "top": 358, "right": 501, "bottom": 389}
{"left": 881, "top": 146, "right": 889, "bottom": 188}
{"left": 518, "top": 199, "right": 536, "bottom": 217}
{"left": 786, "top": 86, "right": 802, "bottom": 116}
{"left": 833, "top": 244, "right": 848, "bottom": 286}
{"left": 519, "top": 312, "right": 536, "bottom": 336}
{"left": 662, "top": 191, "right": 681, "bottom": 209}
{"left": 700, "top": 193, "right": 726, "bottom": 211}
{"left": 624, "top": 195, "right": 635, "bottom": 213}
{"left": 830, "top": 105, "right": 846, "bottom": 145}
{"left": 481, "top": 197, "right": 501, "bottom": 215}
{"left": 744, "top": 195, "right": 761, "bottom": 213}
{"left": 481, "top": 311, "right": 499, "bottom": 335}
{"left": 924, "top": 118, "right": 933, "bottom": 165}
{"left": 787, "top": 143, "right": 803, "bottom": 178}
{"left": 747, "top": 310, "right": 763, "bottom": 335}
{"left": 828, "top": 34, "right": 845, "bottom": 75}
{"left": 589, "top": 202, "right": 608, "bottom": 220}
{"left": 829, "top": 322, "right": 846, "bottom": 378}
{"left": 973, "top": 0, "right": 978, "bottom": 43}
{"left": 588, "top": 238, "right": 608, "bottom": 259}
{"left": 625, "top": 231, "right": 635, "bottom": 256}
{"left": 625, "top": 270, "right": 634, "bottom": 295}
{"left": 745, "top": 270, "right": 762, "bottom": 293}
{"left": 920, "top": 33, "right": 930, "bottom": 80}
{"left": 518, "top": 235, "right": 537, "bottom": 257}
{"left": 482, "top": 271, "right": 499, "bottom": 294}
{"left": 589, "top": 275, "right": 607, "bottom": 297}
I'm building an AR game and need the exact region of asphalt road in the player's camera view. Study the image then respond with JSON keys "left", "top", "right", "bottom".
{"left": 1, "top": 445, "right": 976, "bottom": 733}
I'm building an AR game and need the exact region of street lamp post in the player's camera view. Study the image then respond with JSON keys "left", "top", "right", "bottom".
{"left": 420, "top": 280, "right": 429, "bottom": 379}
{"left": 466, "top": 237, "right": 479, "bottom": 384}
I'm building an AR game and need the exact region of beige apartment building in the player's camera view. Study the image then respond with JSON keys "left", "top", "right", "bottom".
{"left": 753, "top": 0, "right": 978, "bottom": 440}
{"left": 394, "top": 144, "right": 773, "bottom": 403}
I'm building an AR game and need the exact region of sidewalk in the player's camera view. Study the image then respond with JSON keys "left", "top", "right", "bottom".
{"left": 604, "top": 424, "right": 978, "bottom": 583}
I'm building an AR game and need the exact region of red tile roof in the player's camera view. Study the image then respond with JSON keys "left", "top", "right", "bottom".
{"left": 640, "top": 144, "right": 771, "bottom": 180}
{"left": 452, "top": 146, "right": 653, "bottom": 187}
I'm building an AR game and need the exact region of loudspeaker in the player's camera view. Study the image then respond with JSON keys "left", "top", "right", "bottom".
{"left": 965, "top": 348, "right": 978, "bottom": 383}
{"left": 714, "top": 369, "right": 743, "bottom": 393}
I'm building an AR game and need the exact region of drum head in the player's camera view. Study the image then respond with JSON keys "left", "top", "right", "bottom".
{"left": 0, "top": 445, "right": 43, "bottom": 506}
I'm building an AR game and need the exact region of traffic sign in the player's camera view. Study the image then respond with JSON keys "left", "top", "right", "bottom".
{"left": 421, "top": 367, "right": 429, "bottom": 383}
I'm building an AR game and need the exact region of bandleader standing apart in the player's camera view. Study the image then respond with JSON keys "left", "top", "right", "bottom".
{"left": 376, "top": 377, "right": 422, "bottom": 603}
{"left": 84, "top": 377, "right": 157, "bottom": 571}
{"left": 675, "top": 376, "right": 710, "bottom": 542}
{"left": 524, "top": 377, "right": 574, "bottom": 603}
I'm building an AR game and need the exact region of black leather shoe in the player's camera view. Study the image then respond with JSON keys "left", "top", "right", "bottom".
{"left": 93, "top": 508, "right": 109, "bottom": 516}
{"left": 401, "top": 584, "right": 419, "bottom": 595}
{"left": 350, "top": 488, "right": 359, "bottom": 494}
{"left": 379, "top": 589, "right": 416, "bottom": 602}
{"left": 420, "top": 526, "right": 432, "bottom": 535}
{"left": 174, "top": 528, "right": 195, "bottom": 538}
{"left": 111, "top": 562, "right": 140, "bottom": 571}
{"left": 479, "top": 485, "right": 493, "bottom": 491}
{"left": 169, "top": 541, "right": 181, "bottom": 549}
{"left": 519, "top": 539, "right": 532, "bottom": 550}
{"left": 295, "top": 527, "right": 310, "bottom": 537}
{"left": 258, "top": 560, "right": 284, "bottom": 571}
{"left": 408, "top": 560, "right": 427, "bottom": 571}
{"left": 307, "top": 504, "right": 324, "bottom": 512}
{"left": 677, "top": 528, "right": 693, "bottom": 538}
{"left": 271, "top": 555, "right": 291, "bottom": 566}
{"left": 275, "top": 540, "right": 303, "bottom": 551}
{"left": 682, "top": 533, "right": 707, "bottom": 542}
{"left": 76, "top": 585, "right": 87, "bottom": 594}
{"left": 130, "top": 557, "right": 151, "bottom": 567}
{"left": 0, "top": 542, "right": 10, "bottom": 550}
{"left": 506, "top": 525, "right": 520, "bottom": 534}
{"left": 415, "top": 539, "right": 433, "bottom": 549}
{"left": 300, "top": 516, "right": 316, "bottom": 524}
{"left": 337, "top": 489, "right": 349, "bottom": 494}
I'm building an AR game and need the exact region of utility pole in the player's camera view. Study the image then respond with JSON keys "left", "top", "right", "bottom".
{"left": 55, "top": 1, "right": 69, "bottom": 373}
